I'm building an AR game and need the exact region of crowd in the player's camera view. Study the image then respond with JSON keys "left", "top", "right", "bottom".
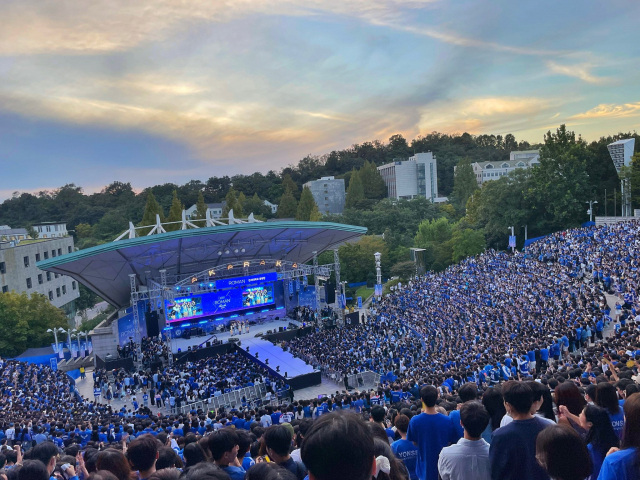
{"left": 0, "top": 221, "right": 639, "bottom": 480}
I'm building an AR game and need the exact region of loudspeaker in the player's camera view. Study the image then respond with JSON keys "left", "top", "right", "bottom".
{"left": 254, "top": 332, "right": 263, "bottom": 337}
{"left": 275, "top": 316, "right": 280, "bottom": 320}
{"left": 145, "top": 311, "right": 160, "bottom": 337}
{"left": 279, "top": 326, "right": 284, "bottom": 333}
{"left": 184, "top": 329, "right": 191, "bottom": 339}
{"left": 325, "top": 282, "right": 336, "bottom": 304}
{"left": 206, "top": 341, "right": 211, "bottom": 348}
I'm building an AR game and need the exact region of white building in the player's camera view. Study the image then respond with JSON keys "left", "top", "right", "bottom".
{"left": 0, "top": 226, "right": 29, "bottom": 241}
{"left": 263, "top": 200, "right": 278, "bottom": 215}
{"left": 33, "top": 222, "right": 69, "bottom": 239}
{"left": 378, "top": 153, "right": 441, "bottom": 201}
{"left": 607, "top": 139, "right": 636, "bottom": 173}
{"left": 185, "top": 202, "right": 226, "bottom": 220}
{"left": 471, "top": 150, "right": 540, "bottom": 186}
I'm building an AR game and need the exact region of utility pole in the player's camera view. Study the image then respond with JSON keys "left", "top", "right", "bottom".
{"left": 586, "top": 200, "right": 598, "bottom": 223}
{"left": 508, "top": 226, "right": 515, "bottom": 253}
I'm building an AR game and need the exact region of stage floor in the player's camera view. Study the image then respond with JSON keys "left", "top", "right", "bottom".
{"left": 238, "top": 337, "right": 315, "bottom": 378}
{"left": 169, "top": 318, "right": 298, "bottom": 354}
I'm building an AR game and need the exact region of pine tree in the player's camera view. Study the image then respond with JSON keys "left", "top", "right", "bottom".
{"left": 359, "top": 161, "right": 387, "bottom": 199}
{"left": 139, "top": 191, "right": 165, "bottom": 235}
{"left": 278, "top": 190, "right": 298, "bottom": 218}
{"left": 222, "top": 187, "right": 238, "bottom": 217}
{"left": 309, "top": 203, "right": 322, "bottom": 221}
{"left": 296, "top": 186, "right": 318, "bottom": 221}
{"left": 165, "top": 190, "right": 184, "bottom": 231}
{"left": 346, "top": 169, "right": 365, "bottom": 208}
{"left": 282, "top": 174, "right": 299, "bottom": 200}
{"left": 236, "top": 192, "right": 246, "bottom": 217}
{"left": 193, "top": 191, "right": 208, "bottom": 222}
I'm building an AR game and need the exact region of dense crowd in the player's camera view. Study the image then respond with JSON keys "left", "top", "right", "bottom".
{"left": 1, "top": 221, "right": 640, "bottom": 480}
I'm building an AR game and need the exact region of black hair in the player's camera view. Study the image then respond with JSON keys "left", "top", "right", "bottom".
{"left": 482, "top": 387, "right": 506, "bottom": 431}
{"left": 460, "top": 401, "right": 490, "bottom": 439}
{"left": 371, "top": 406, "right": 386, "bottom": 423}
{"left": 458, "top": 383, "right": 478, "bottom": 403}
{"left": 18, "top": 460, "right": 50, "bottom": 480}
{"left": 583, "top": 405, "right": 619, "bottom": 457}
{"left": 502, "top": 381, "right": 533, "bottom": 414}
{"left": 419, "top": 386, "right": 438, "bottom": 408}
{"left": 29, "top": 442, "right": 58, "bottom": 472}
{"left": 244, "top": 463, "right": 297, "bottom": 480}
{"left": 182, "top": 443, "right": 206, "bottom": 468}
{"left": 235, "top": 430, "right": 252, "bottom": 459}
{"left": 264, "top": 425, "right": 293, "bottom": 457}
{"left": 208, "top": 430, "right": 238, "bottom": 462}
{"left": 536, "top": 425, "right": 592, "bottom": 480}
{"left": 182, "top": 463, "right": 230, "bottom": 480}
{"left": 156, "top": 447, "right": 179, "bottom": 470}
{"left": 595, "top": 383, "right": 621, "bottom": 416}
{"left": 126, "top": 434, "right": 158, "bottom": 471}
{"left": 301, "top": 413, "right": 374, "bottom": 480}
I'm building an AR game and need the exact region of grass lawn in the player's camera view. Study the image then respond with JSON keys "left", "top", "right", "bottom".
{"left": 354, "top": 286, "right": 374, "bottom": 303}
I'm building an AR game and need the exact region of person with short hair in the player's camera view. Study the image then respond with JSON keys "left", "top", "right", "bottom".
{"left": 449, "top": 383, "right": 478, "bottom": 441}
{"left": 182, "top": 463, "right": 232, "bottom": 480}
{"left": 391, "top": 415, "right": 418, "bottom": 480}
{"left": 126, "top": 434, "right": 158, "bottom": 479}
{"left": 19, "top": 460, "right": 50, "bottom": 480}
{"left": 208, "top": 430, "right": 245, "bottom": 480}
{"left": 489, "top": 381, "right": 551, "bottom": 480}
{"left": 264, "top": 425, "right": 306, "bottom": 480}
{"left": 301, "top": 413, "right": 375, "bottom": 480}
{"left": 406, "top": 386, "right": 456, "bottom": 480}
{"left": 438, "top": 401, "right": 491, "bottom": 480}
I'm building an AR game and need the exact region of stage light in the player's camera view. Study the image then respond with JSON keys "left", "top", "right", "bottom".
{"left": 176, "top": 287, "right": 180, "bottom": 291}
{"left": 199, "top": 283, "right": 203, "bottom": 287}
{"left": 225, "top": 249, "right": 230, "bottom": 254}
{"left": 199, "top": 320, "right": 208, "bottom": 324}
{"left": 215, "top": 317, "right": 224, "bottom": 321}
{"left": 234, "top": 248, "right": 239, "bottom": 254}
{"left": 177, "top": 348, "right": 182, "bottom": 352}
{"left": 209, "top": 283, "right": 213, "bottom": 287}
{"left": 183, "top": 323, "right": 191, "bottom": 327}
{"left": 230, "top": 314, "right": 238, "bottom": 318}
{"left": 218, "top": 251, "right": 222, "bottom": 255}
{"left": 241, "top": 248, "right": 245, "bottom": 253}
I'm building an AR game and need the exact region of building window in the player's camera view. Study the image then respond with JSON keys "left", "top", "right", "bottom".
{"left": 0, "top": 262, "right": 5, "bottom": 274}
{"left": 24, "top": 256, "right": 30, "bottom": 267}
{"left": 2, "top": 286, "right": 8, "bottom": 294}
{"left": 36, "top": 253, "right": 41, "bottom": 262}
{"left": 62, "top": 285, "right": 67, "bottom": 295}
{"left": 38, "top": 274, "right": 43, "bottom": 285}
{"left": 26, "top": 278, "right": 32, "bottom": 289}
{"left": 52, "top": 250, "right": 56, "bottom": 258}
{"left": 46, "top": 272, "right": 51, "bottom": 281}
{"left": 56, "top": 287, "right": 60, "bottom": 298}
{"left": 68, "top": 246, "right": 72, "bottom": 253}
{"left": 501, "top": 163, "right": 509, "bottom": 168}
{"left": 48, "top": 291, "right": 53, "bottom": 300}
{"left": 44, "top": 251, "right": 49, "bottom": 260}
{"left": 72, "top": 281, "right": 77, "bottom": 290}
{"left": 55, "top": 273, "right": 59, "bottom": 279}
{"left": 58, "top": 248, "right": 62, "bottom": 256}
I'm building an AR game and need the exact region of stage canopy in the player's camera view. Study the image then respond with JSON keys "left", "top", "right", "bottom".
{"left": 37, "top": 221, "right": 367, "bottom": 308}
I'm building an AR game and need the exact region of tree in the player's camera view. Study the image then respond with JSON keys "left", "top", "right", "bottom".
{"left": 0, "top": 291, "right": 68, "bottom": 357}
{"left": 26, "top": 224, "right": 39, "bottom": 240}
{"left": 414, "top": 217, "right": 454, "bottom": 271}
{"left": 244, "top": 193, "right": 267, "bottom": 217}
{"left": 309, "top": 203, "right": 322, "bottom": 221}
{"left": 76, "top": 284, "right": 101, "bottom": 313}
{"left": 451, "top": 228, "right": 486, "bottom": 262}
{"left": 282, "top": 174, "right": 299, "bottom": 200}
{"left": 222, "top": 187, "right": 238, "bottom": 217}
{"left": 345, "top": 169, "right": 365, "bottom": 208}
{"left": 75, "top": 223, "right": 93, "bottom": 239}
{"left": 192, "top": 191, "right": 208, "bottom": 221}
{"left": 236, "top": 192, "right": 246, "bottom": 217}
{"left": 296, "top": 187, "right": 319, "bottom": 221}
{"left": 390, "top": 260, "right": 416, "bottom": 280}
{"left": 139, "top": 191, "right": 165, "bottom": 235}
{"left": 165, "top": 190, "right": 184, "bottom": 231}
{"left": 278, "top": 191, "right": 298, "bottom": 218}
{"left": 338, "top": 236, "right": 389, "bottom": 283}
{"left": 452, "top": 157, "right": 478, "bottom": 209}
{"left": 359, "top": 161, "right": 387, "bottom": 199}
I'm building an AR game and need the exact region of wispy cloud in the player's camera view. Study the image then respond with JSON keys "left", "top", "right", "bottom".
{"left": 571, "top": 102, "right": 640, "bottom": 120}
{"left": 546, "top": 61, "right": 610, "bottom": 84}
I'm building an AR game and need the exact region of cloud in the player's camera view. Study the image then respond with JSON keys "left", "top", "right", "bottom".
{"left": 417, "top": 96, "right": 559, "bottom": 135}
{"left": 570, "top": 102, "right": 640, "bottom": 120}
{"left": 546, "top": 61, "right": 610, "bottom": 84}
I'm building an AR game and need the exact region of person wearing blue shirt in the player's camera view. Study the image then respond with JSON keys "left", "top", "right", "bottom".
{"left": 596, "top": 320, "right": 604, "bottom": 340}
{"left": 449, "top": 383, "right": 478, "bottom": 442}
{"left": 210, "top": 429, "right": 245, "bottom": 480}
{"left": 406, "top": 386, "right": 456, "bottom": 480}
{"left": 392, "top": 415, "right": 419, "bottom": 480}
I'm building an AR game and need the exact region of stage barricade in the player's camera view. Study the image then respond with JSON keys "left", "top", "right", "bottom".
{"left": 177, "top": 382, "right": 269, "bottom": 414}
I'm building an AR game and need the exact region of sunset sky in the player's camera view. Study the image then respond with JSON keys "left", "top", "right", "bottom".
{"left": 1, "top": 0, "right": 639, "bottom": 199}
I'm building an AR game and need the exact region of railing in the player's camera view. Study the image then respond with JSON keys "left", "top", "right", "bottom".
{"left": 320, "top": 367, "right": 380, "bottom": 390}
{"left": 175, "top": 382, "right": 269, "bottom": 414}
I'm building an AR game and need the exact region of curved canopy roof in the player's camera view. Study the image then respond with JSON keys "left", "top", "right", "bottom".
{"left": 37, "top": 221, "right": 367, "bottom": 308}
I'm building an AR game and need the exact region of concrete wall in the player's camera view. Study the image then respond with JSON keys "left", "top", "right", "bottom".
{"left": 90, "top": 322, "right": 120, "bottom": 359}
{"left": 1, "top": 237, "right": 79, "bottom": 312}
{"left": 305, "top": 178, "right": 345, "bottom": 214}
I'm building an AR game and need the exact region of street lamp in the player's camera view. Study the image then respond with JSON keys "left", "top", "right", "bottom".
{"left": 586, "top": 200, "right": 598, "bottom": 223}
{"left": 47, "top": 328, "right": 63, "bottom": 358}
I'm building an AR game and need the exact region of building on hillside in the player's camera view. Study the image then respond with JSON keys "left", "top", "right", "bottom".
{"left": 185, "top": 202, "right": 227, "bottom": 220}
{"left": 377, "top": 152, "right": 444, "bottom": 202}
{"left": 303, "top": 176, "right": 346, "bottom": 215}
{"left": 1, "top": 235, "right": 80, "bottom": 320}
{"left": 32, "top": 222, "right": 69, "bottom": 239}
{"left": 470, "top": 150, "right": 540, "bottom": 186}
{"left": 0, "top": 226, "right": 29, "bottom": 241}
{"left": 607, "top": 139, "right": 636, "bottom": 173}
{"left": 263, "top": 200, "right": 278, "bottom": 215}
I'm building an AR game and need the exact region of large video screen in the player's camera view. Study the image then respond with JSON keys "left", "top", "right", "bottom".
{"left": 242, "top": 284, "right": 274, "bottom": 307}
{"left": 166, "top": 296, "right": 203, "bottom": 322}
{"left": 165, "top": 282, "right": 275, "bottom": 323}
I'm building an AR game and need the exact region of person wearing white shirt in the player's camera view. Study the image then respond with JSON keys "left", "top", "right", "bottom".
{"left": 438, "top": 402, "right": 491, "bottom": 480}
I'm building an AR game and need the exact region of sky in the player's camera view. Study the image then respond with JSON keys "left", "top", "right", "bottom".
{"left": 1, "top": 0, "right": 639, "bottom": 200}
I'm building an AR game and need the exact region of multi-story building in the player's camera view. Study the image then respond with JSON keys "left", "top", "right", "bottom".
{"left": 33, "top": 222, "right": 69, "bottom": 239}
{"left": 0, "top": 226, "right": 29, "bottom": 241}
{"left": 0, "top": 235, "right": 80, "bottom": 320}
{"left": 377, "top": 152, "right": 441, "bottom": 201}
{"left": 185, "top": 202, "right": 226, "bottom": 220}
{"left": 470, "top": 150, "right": 540, "bottom": 186}
{"left": 303, "top": 176, "right": 346, "bottom": 215}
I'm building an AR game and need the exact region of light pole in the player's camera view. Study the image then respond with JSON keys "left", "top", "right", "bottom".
{"left": 508, "top": 226, "right": 515, "bottom": 253}
{"left": 586, "top": 200, "right": 598, "bottom": 222}
{"left": 46, "top": 328, "right": 65, "bottom": 358}
{"left": 374, "top": 252, "right": 382, "bottom": 301}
